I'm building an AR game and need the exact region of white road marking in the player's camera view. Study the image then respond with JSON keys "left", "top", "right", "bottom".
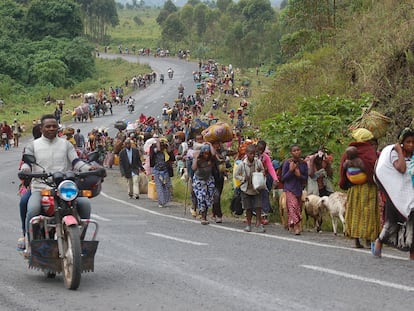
{"left": 100, "top": 192, "right": 406, "bottom": 260}
{"left": 91, "top": 213, "right": 111, "bottom": 221}
{"left": 147, "top": 232, "right": 208, "bottom": 246}
{"left": 301, "top": 265, "right": 414, "bottom": 292}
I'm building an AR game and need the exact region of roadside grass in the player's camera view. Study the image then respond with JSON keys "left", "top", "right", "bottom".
{"left": 105, "top": 8, "right": 161, "bottom": 54}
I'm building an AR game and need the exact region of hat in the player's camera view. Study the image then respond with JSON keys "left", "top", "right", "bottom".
{"left": 351, "top": 128, "right": 374, "bottom": 142}
{"left": 160, "top": 137, "right": 168, "bottom": 144}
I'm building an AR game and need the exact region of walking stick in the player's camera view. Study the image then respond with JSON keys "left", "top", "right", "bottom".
{"left": 183, "top": 175, "right": 189, "bottom": 215}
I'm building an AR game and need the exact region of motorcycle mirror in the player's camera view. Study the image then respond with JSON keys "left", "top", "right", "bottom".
{"left": 86, "top": 151, "right": 99, "bottom": 163}
{"left": 22, "top": 154, "right": 36, "bottom": 164}
{"left": 22, "top": 153, "right": 46, "bottom": 172}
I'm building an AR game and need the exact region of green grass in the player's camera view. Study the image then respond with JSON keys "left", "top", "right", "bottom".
{"left": 105, "top": 8, "right": 161, "bottom": 54}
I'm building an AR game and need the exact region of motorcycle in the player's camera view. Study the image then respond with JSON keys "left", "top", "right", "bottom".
{"left": 168, "top": 69, "right": 174, "bottom": 79}
{"left": 18, "top": 153, "right": 106, "bottom": 290}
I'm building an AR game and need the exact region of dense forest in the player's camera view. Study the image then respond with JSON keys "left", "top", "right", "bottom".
{"left": 0, "top": 0, "right": 118, "bottom": 105}
{"left": 0, "top": 0, "right": 413, "bottom": 155}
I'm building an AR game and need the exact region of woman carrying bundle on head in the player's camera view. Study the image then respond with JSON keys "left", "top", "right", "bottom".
{"left": 372, "top": 127, "right": 414, "bottom": 259}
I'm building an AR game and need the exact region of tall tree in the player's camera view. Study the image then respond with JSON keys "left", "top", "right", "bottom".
{"left": 217, "top": 0, "right": 232, "bottom": 12}
{"left": 25, "top": 0, "right": 83, "bottom": 40}
{"left": 156, "top": 0, "right": 178, "bottom": 25}
{"left": 161, "top": 13, "right": 187, "bottom": 50}
{"left": 0, "top": 0, "right": 25, "bottom": 39}
{"left": 194, "top": 3, "right": 208, "bottom": 37}
{"left": 75, "top": 0, "right": 119, "bottom": 42}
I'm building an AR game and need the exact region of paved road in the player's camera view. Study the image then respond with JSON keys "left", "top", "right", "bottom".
{"left": 1, "top": 55, "right": 414, "bottom": 311}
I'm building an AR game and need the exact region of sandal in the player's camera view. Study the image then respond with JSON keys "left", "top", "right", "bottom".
{"left": 354, "top": 238, "right": 364, "bottom": 249}
{"left": 16, "top": 237, "right": 25, "bottom": 251}
{"left": 200, "top": 219, "right": 209, "bottom": 225}
{"left": 371, "top": 239, "right": 382, "bottom": 258}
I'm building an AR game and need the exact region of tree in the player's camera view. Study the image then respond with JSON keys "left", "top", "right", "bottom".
{"left": 31, "top": 59, "right": 68, "bottom": 87}
{"left": 64, "top": 37, "right": 95, "bottom": 81}
{"left": 25, "top": 0, "right": 83, "bottom": 40}
{"left": 156, "top": 0, "right": 177, "bottom": 25}
{"left": 0, "top": 0, "right": 25, "bottom": 39}
{"left": 75, "top": 0, "right": 119, "bottom": 42}
{"left": 217, "top": 0, "right": 232, "bottom": 12}
{"left": 180, "top": 5, "right": 195, "bottom": 44}
{"left": 280, "top": 0, "right": 334, "bottom": 33}
{"left": 194, "top": 3, "right": 208, "bottom": 37}
{"left": 161, "top": 13, "right": 187, "bottom": 49}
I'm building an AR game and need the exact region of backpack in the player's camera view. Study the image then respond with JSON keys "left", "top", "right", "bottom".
{"left": 230, "top": 188, "right": 243, "bottom": 215}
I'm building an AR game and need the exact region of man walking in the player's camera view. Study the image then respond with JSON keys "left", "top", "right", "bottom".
{"left": 119, "top": 139, "right": 144, "bottom": 199}
{"left": 74, "top": 128, "right": 85, "bottom": 150}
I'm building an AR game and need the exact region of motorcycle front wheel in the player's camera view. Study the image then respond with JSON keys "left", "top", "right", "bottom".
{"left": 62, "top": 225, "right": 82, "bottom": 290}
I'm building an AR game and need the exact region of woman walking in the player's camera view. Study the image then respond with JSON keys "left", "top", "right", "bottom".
{"left": 373, "top": 127, "right": 414, "bottom": 259}
{"left": 192, "top": 143, "right": 216, "bottom": 225}
{"left": 150, "top": 138, "right": 175, "bottom": 208}
{"left": 281, "top": 144, "right": 308, "bottom": 235}
{"left": 339, "top": 128, "right": 380, "bottom": 248}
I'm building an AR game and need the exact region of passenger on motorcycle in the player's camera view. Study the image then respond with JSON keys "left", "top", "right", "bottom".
{"left": 178, "top": 83, "right": 184, "bottom": 99}
{"left": 167, "top": 68, "right": 174, "bottom": 79}
{"left": 20, "top": 114, "right": 96, "bottom": 254}
{"left": 127, "top": 96, "right": 135, "bottom": 112}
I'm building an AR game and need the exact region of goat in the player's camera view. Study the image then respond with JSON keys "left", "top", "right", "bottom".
{"left": 279, "top": 192, "right": 288, "bottom": 229}
{"left": 318, "top": 192, "right": 347, "bottom": 235}
{"left": 304, "top": 194, "right": 324, "bottom": 232}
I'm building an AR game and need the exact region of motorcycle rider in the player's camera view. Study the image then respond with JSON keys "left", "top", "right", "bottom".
{"left": 167, "top": 67, "right": 174, "bottom": 79}
{"left": 178, "top": 82, "right": 184, "bottom": 99}
{"left": 20, "top": 114, "right": 95, "bottom": 255}
{"left": 127, "top": 96, "right": 135, "bottom": 112}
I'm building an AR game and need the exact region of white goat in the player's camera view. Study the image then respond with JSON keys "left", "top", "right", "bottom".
{"left": 304, "top": 194, "right": 324, "bottom": 232}
{"left": 318, "top": 192, "right": 347, "bottom": 235}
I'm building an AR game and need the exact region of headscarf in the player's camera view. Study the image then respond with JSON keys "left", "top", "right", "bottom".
{"left": 351, "top": 128, "right": 374, "bottom": 142}
{"left": 398, "top": 127, "right": 414, "bottom": 143}
{"left": 200, "top": 144, "right": 210, "bottom": 153}
{"left": 159, "top": 137, "right": 170, "bottom": 161}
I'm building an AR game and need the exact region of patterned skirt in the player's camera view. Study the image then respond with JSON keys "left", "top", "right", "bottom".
{"left": 192, "top": 175, "right": 215, "bottom": 213}
{"left": 153, "top": 168, "right": 171, "bottom": 205}
{"left": 285, "top": 191, "right": 302, "bottom": 226}
{"left": 345, "top": 183, "right": 380, "bottom": 241}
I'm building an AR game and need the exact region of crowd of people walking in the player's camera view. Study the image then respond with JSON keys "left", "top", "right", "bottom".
{"left": 14, "top": 58, "right": 414, "bottom": 261}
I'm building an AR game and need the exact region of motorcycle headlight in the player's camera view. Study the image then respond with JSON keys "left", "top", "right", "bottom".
{"left": 57, "top": 180, "right": 79, "bottom": 201}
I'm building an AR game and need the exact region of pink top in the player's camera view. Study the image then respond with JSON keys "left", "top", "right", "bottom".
{"left": 260, "top": 152, "right": 278, "bottom": 182}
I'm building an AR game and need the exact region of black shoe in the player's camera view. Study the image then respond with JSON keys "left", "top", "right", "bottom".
{"left": 135, "top": 196, "right": 139, "bottom": 199}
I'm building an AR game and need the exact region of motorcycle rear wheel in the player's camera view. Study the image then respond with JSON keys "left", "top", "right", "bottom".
{"left": 62, "top": 225, "right": 82, "bottom": 290}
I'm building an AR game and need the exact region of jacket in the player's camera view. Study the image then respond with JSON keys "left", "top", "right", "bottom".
{"left": 119, "top": 147, "right": 144, "bottom": 178}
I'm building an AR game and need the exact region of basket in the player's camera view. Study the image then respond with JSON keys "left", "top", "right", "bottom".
{"left": 114, "top": 121, "right": 127, "bottom": 131}
{"left": 349, "top": 109, "right": 391, "bottom": 139}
